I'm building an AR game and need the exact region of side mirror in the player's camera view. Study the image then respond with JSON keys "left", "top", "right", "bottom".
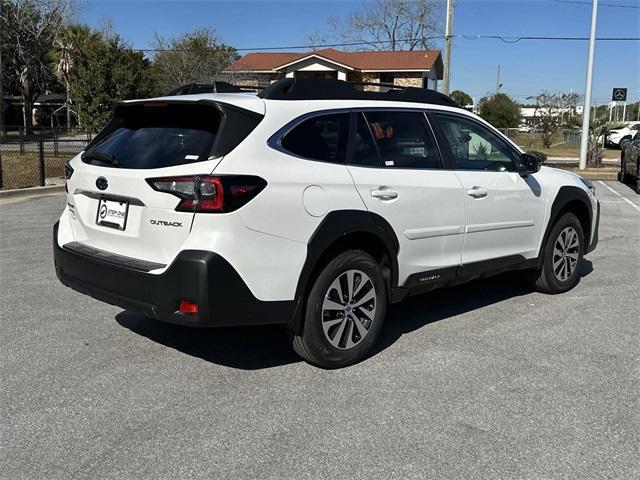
{"left": 519, "top": 153, "right": 541, "bottom": 176}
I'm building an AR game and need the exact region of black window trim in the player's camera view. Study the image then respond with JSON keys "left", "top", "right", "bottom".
{"left": 266, "top": 108, "right": 352, "bottom": 164}
{"left": 346, "top": 107, "right": 446, "bottom": 171}
{"left": 269, "top": 106, "right": 522, "bottom": 173}
{"left": 427, "top": 109, "right": 523, "bottom": 173}
{"left": 348, "top": 111, "right": 382, "bottom": 168}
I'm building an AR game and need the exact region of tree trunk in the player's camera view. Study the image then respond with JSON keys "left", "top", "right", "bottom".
{"left": 66, "top": 79, "right": 70, "bottom": 132}
{"left": 21, "top": 78, "right": 33, "bottom": 135}
{"left": 0, "top": 45, "right": 5, "bottom": 136}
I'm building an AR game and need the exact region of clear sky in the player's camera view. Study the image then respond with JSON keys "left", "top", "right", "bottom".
{"left": 81, "top": 0, "right": 640, "bottom": 105}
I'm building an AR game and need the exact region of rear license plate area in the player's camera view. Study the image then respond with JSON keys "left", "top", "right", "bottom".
{"left": 96, "top": 197, "right": 129, "bottom": 230}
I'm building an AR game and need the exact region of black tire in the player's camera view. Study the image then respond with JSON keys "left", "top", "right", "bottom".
{"left": 529, "top": 212, "right": 585, "bottom": 294}
{"left": 618, "top": 170, "right": 626, "bottom": 183}
{"left": 291, "top": 250, "right": 387, "bottom": 368}
{"left": 619, "top": 136, "right": 632, "bottom": 149}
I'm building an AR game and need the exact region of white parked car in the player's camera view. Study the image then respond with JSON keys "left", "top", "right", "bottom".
{"left": 518, "top": 124, "right": 532, "bottom": 133}
{"left": 606, "top": 121, "right": 640, "bottom": 148}
{"left": 54, "top": 79, "right": 600, "bottom": 368}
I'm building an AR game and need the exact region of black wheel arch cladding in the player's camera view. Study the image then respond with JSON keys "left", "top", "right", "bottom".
{"left": 539, "top": 185, "right": 593, "bottom": 267}
{"left": 288, "top": 210, "right": 399, "bottom": 332}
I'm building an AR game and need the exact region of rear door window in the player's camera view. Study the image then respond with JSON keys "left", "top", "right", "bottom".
{"left": 355, "top": 111, "right": 442, "bottom": 169}
{"left": 280, "top": 113, "right": 350, "bottom": 163}
{"left": 350, "top": 113, "right": 381, "bottom": 167}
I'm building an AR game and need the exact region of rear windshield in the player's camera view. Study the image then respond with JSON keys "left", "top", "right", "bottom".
{"left": 84, "top": 102, "right": 261, "bottom": 169}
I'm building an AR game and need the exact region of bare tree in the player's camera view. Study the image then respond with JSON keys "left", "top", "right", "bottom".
{"left": 151, "top": 28, "right": 238, "bottom": 93}
{"left": 529, "top": 92, "right": 564, "bottom": 149}
{"left": 306, "top": 30, "right": 329, "bottom": 51}
{"left": 529, "top": 92, "right": 582, "bottom": 148}
{"left": 587, "top": 114, "right": 609, "bottom": 167}
{"left": 321, "top": 0, "right": 444, "bottom": 51}
{"left": 1, "top": 0, "right": 76, "bottom": 133}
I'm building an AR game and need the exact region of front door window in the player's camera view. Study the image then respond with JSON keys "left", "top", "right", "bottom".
{"left": 433, "top": 113, "right": 520, "bottom": 172}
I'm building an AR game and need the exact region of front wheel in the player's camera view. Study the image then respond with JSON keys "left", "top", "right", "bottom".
{"left": 529, "top": 212, "right": 585, "bottom": 294}
{"left": 291, "top": 250, "right": 387, "bottom": 368}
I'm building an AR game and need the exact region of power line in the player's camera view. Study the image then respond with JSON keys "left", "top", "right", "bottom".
{"left": 136, "top": 34, "right": 640, "bottom": 53}
{"left": 551, "top": 0, "right": 640, "bottom": 9}
{"left": 457, "top": 34, "right": 640, "bottom": 43}
{"left": 137, "top": 37, "right": 439, "bottom": 53}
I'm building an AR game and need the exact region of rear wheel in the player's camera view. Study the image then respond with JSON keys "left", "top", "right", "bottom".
{"left": 291, "top": 250, "right": 387, "bottom": 368}
{"left": 529, "top": 212, "right": 585, "bottom": 293}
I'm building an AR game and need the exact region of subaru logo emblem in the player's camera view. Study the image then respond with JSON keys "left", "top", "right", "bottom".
{"left": 96, "top": 177, "right": 108, "bottom": 190}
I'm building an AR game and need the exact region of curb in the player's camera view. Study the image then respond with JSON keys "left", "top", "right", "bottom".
{"left": 0, "top": 185, "right": 65, "bottom": 200}
{"left": 573, "top": 172, "right": 618, "bottom": 181}
{"left": 546, "top": 158, "right": 618, "bottom": 165}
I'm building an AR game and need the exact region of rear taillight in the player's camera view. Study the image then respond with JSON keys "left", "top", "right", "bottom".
{"left": 64, "top": 161, "right": 74, "bottom": 193}
{"left": 146, "top": 175, "right": 266, "bottom": 213}
{"left": 64, "top": 161, "right": 74, "bottom": 180}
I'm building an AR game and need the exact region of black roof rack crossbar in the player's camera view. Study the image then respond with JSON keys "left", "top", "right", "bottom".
{"left": 258, "top": 78, "right": 459, "bottom": 107}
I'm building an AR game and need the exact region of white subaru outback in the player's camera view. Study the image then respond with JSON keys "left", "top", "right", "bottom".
{"left": 54, "top": 79, "right": 599, "bottom": 368}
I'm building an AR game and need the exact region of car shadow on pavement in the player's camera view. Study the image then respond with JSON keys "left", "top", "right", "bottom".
{"left": 116, "top": 311, "right": 301, "bottom": 369}
{"left": 116, "top": 261, "right": 593, "bottom": 370}
{"left": 371, "top": 259, "right": 593, "bottom": 360}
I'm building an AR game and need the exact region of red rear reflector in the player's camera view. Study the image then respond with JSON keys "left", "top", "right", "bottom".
{"left": 178, "top": 300, "right": 199, "bottom": 314}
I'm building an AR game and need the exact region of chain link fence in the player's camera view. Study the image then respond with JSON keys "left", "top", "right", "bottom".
{"left": 0, "top": 135, "right": 91, "bottom": 190}
{"left": 497, "top": 128, "right": 520, "bottom": 139}
{"left": 562, "top": 129, "right": 582, "bottom": 146}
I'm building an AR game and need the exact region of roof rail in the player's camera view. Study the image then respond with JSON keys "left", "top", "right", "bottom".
{"left": 258, "top": 78, "right": 460, "bottom": 107}
{"left": 167, "top": 82, "right": 259, "bottom": 96}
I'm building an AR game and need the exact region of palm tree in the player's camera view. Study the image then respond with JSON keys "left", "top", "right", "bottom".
{"left": 54, "top": 37, "right": 73, "bottom": 130}
{"left": 51, "top": 25, "right": 96, "bottom": 131}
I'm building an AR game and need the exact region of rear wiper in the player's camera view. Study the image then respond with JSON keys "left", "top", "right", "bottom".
{"left": 82, "top": 150, "right": 120, "bottom": 167}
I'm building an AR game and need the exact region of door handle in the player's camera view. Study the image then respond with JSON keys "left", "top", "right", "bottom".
{"left": 371, "top": 189, "right": 399, "bottom": 200}
{"left": 466, "top": 186, "right": 488, "bottom": 199}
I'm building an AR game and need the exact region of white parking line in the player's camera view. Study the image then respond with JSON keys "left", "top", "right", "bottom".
{"left": 598, "top": 181, "right": 640, "bottom": 213}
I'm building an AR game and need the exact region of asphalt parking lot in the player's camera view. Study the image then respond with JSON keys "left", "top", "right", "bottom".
{"left": 1, "top": 181, "right": 639, "bottom": 480}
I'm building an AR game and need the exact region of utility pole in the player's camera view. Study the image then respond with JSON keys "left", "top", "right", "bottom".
{"left": 443, "top": 0, "right": 454, "bottom": 95}
{"left": 579, "top": 0, "right": 598, "bottom": 171}
{"left": 495, "top": 64, "right": 501, "bottom": 94}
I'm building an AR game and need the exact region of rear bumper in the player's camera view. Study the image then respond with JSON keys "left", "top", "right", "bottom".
{"left": 53, "top": 222, "right": 295, "bottom": 327}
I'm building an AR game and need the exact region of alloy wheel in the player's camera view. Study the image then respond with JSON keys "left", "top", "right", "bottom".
{"left": 553, "top": 226, "right": 580, "bottom": 281}
{"left": 321, "top": 269, "right": 376, "bottom": 350}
